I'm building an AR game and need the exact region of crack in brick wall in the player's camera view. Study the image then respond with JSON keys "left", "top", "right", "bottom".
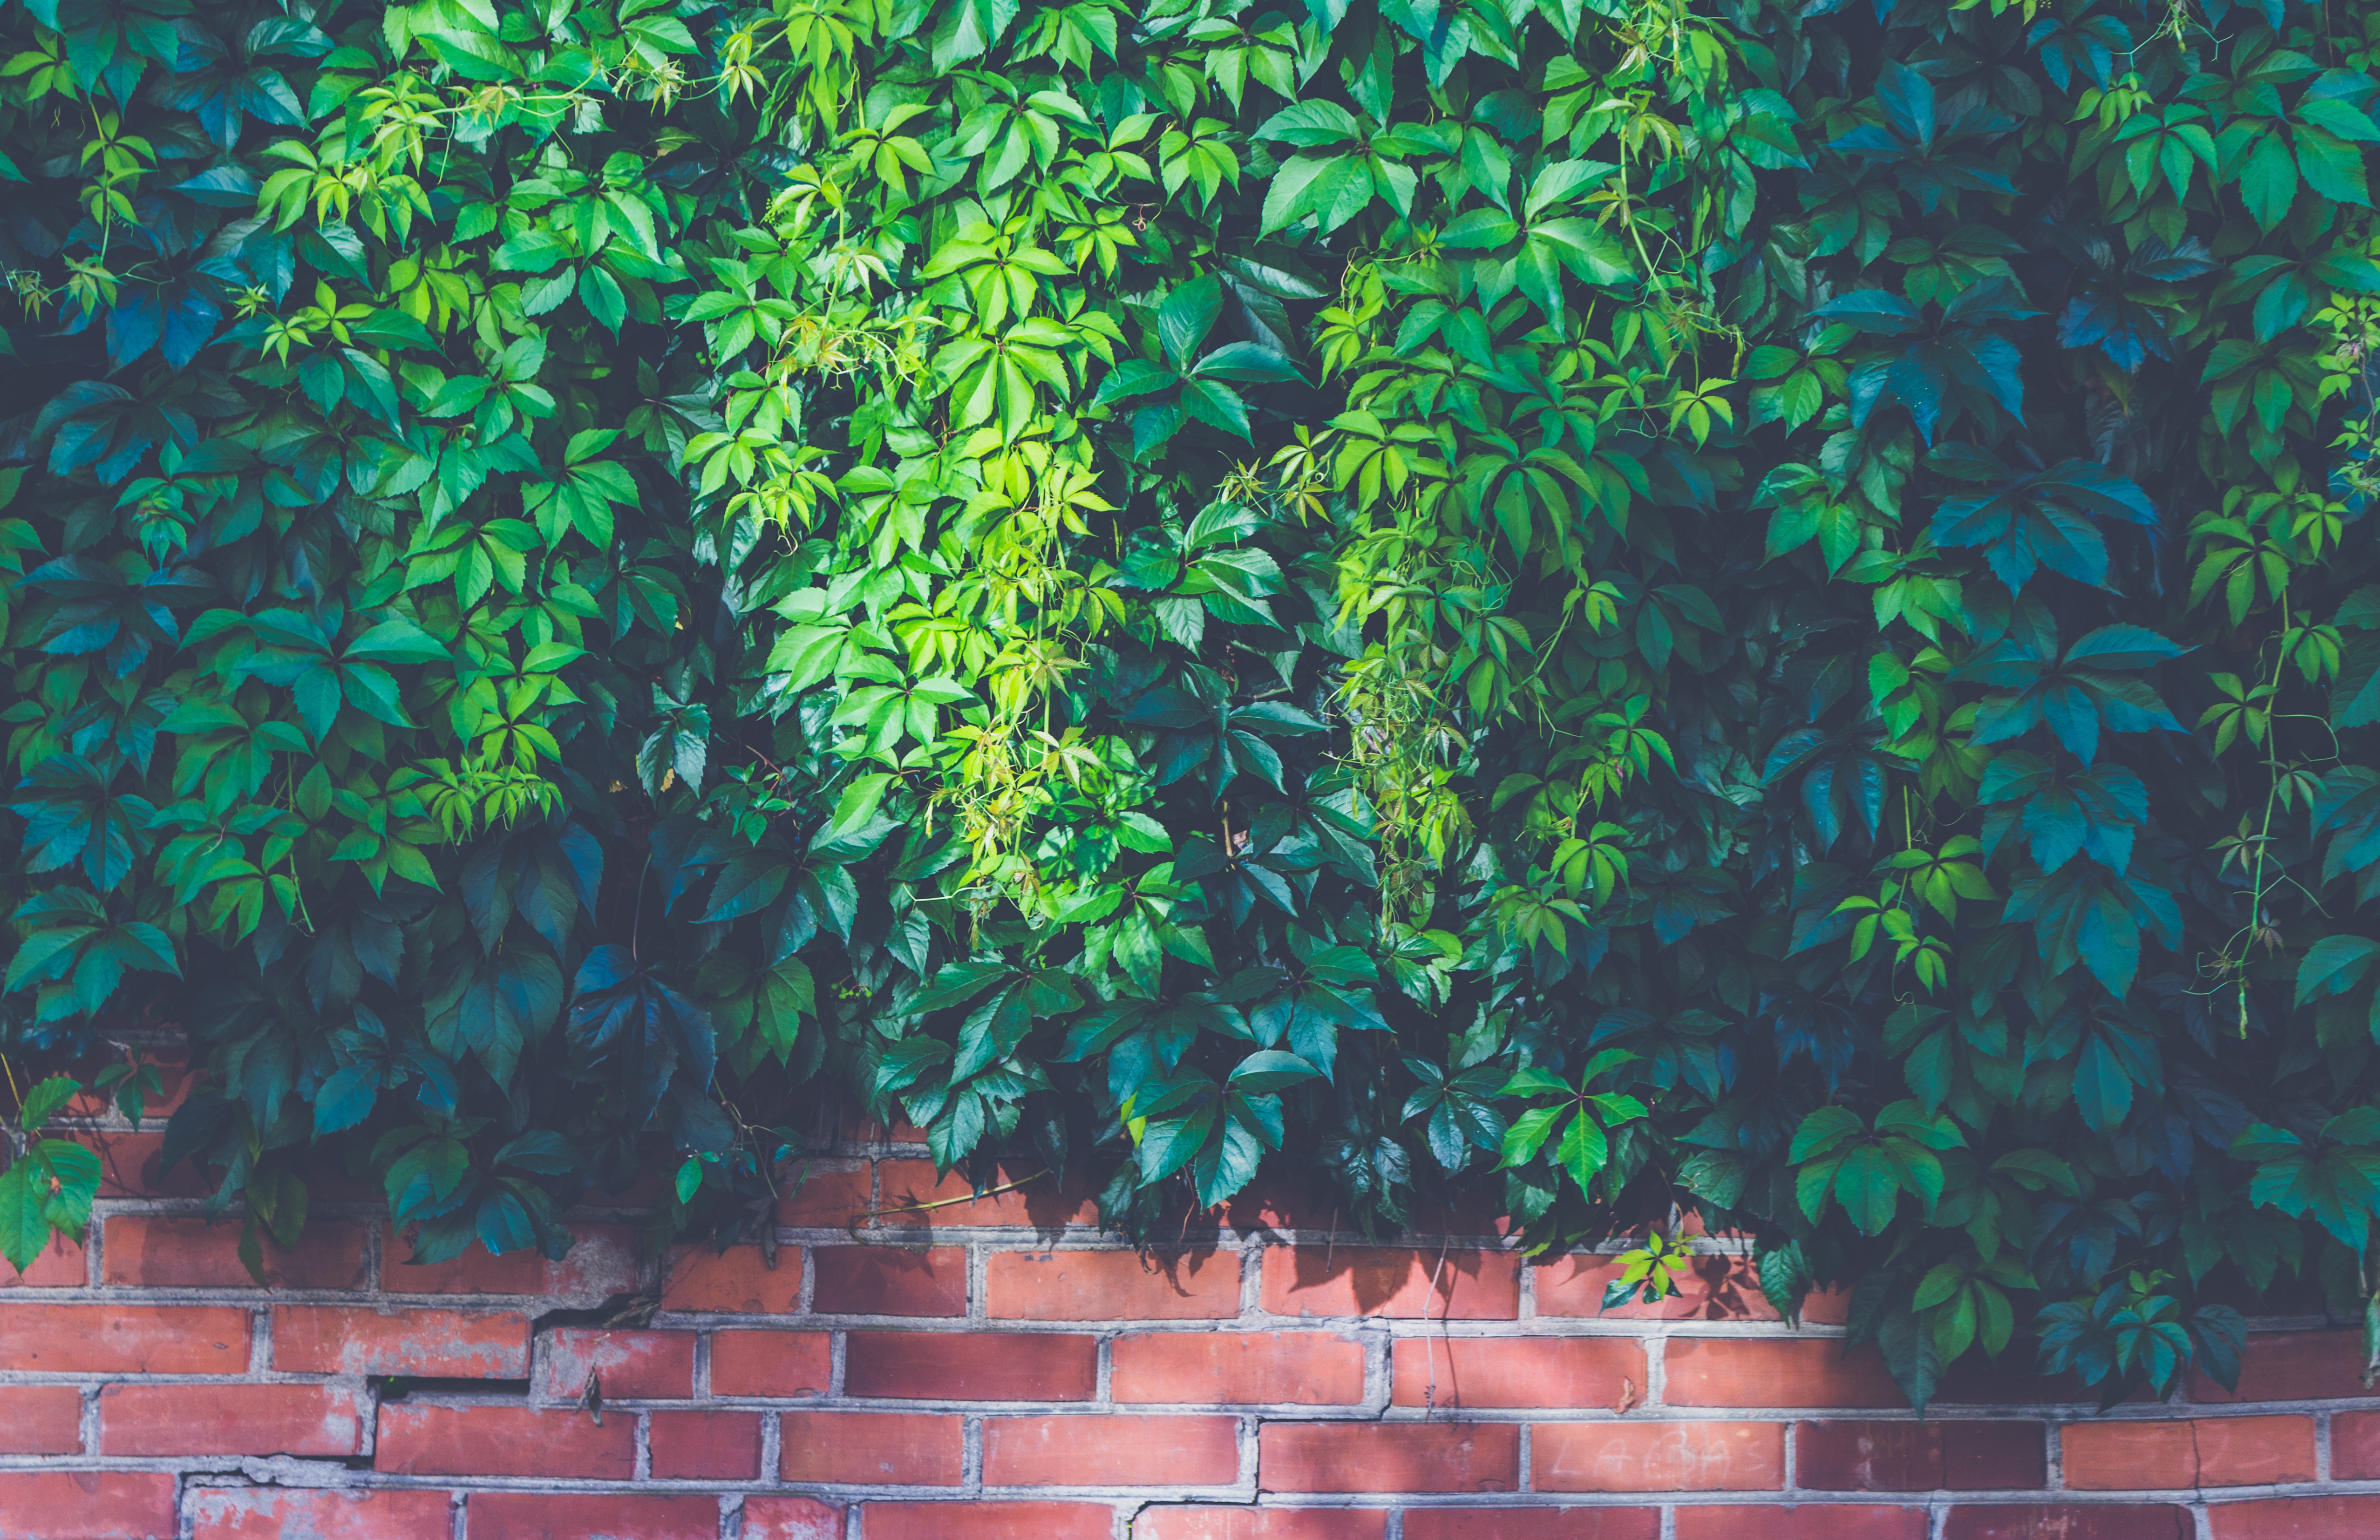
{"left": 3, "top": 1116, "right": 2374, "bottom": 1540}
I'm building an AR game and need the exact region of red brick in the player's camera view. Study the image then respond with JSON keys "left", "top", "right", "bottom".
{"left": 2330, "top": 1411, "right": 2380, "bottom": 1478}
{"left": 711, "top": 1329, "right": 832, "bottom": 1397}
{"left": 1945, "top": 1506, "right": 2192, "bottom": 1540}
{"left": 383, "top": 1221, "right": 638, "bottom": 1297}
{"left": 102, "top": 1214, "right": 366, "bottom": 1289}
{"left": 661, "top": 1243, "right": 803, "bottom": 1313}
{"left": 1532, "top": 1420, "right": 1783, "bottom": 1490}
{"left": 872, "top": 1160, "right": 1100, "bottom": 1228}
{"left": 536, "top": 1327, "right": 695, "bottom": 1400}
{"left": 61, "top": 1047, "right": 194, "bottom": 1120}
{"left": 1113, "top": 1330, "right": 1364, "bottom": 1405}
{"left": 1136, "top": 1510, "right": 1389, "bottom": 1540}
{"left": 2065, "top": 1417, "right": 2310, "bottom": 1489}
{"left": 988, "top": 1248, "right": 1240, "bottom": 1319}
{"left": 2190, "top": 1330, "right": 2365, "bottom": 1402}
{"left": 1259, "top": 1422, "right": 1520, "bottom": 1493}
{"left": 1390, "top": 1336, "right": 1643, "bottom": 1408}
{"left": 814, "top": 1245, "right": 969, "bottom": 1316}
{"left": 846, "top": 1330, "right": 1096, "bottom": 1400}
{"left": 861, "top": 1502, "right": 1116, "bottom": 1540}
{"left": 1798, "top": 1420, "right": 2045, "bottom": 1490}
{"left": 0, "top": 1227, "right": 87, "bottom": 1286}
{"left": 742, "top": 1497, "right": 846, "bottom": 1540}
{"left": 1401, "top": 1512, "right": 1659, "bottom": 1540}
{"left": 1261, "top": 1245, "right": 1519, "bottom": 1319}
{"left": 1536, "top": 1254, "right": 1791, "bottom": 1320}
{"left": 100, "top": 1383, "right": 365, "bottom": 1456}
{"left": 782, "top": 1410, "right": 963, "bottom": 1485}
{"left": 189, "top": 1487, "right": 453, "bottom": 1540}
{"left": 77, "top": 1131, "right": 209, "bottom": 1197}
{"left": 272, "top": 1305, "right": 530, "bottom": 1377}
{"left": 985, "top": 1414, "right": 1242, "bottom": 1486}
{"left": 650, "top": 1409, "right": 763, "bottom": 1479}
{"left": 0, "top": 1386, "right": 81, "bottom": 1453}
{"left": 2210, "top": 1498, "right": 2380, "bottom": 1538}
{"left": 0, "top": 1472, "right": 178, "bottom": 1540}
{"left": 1674, "top": 1505, "right": 1928, "bottom": 1540}
{"left": 779, "top": 1160, "right": 876, "bottom": 1225}
{"left": 375, "top": 1403, "right": 634, "bottom": 1479}
{"left": 467, "top": 1492, "right": 719, "bottom": 1539}
{"left": 0, "top": 1303, "right": 249, "bottom": 1373}
{"left": 1663, "top": 1338, "right": 1904, "bottom": 1407}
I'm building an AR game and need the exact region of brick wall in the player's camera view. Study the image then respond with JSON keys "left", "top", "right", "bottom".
{"left": 5, "top": 1116, "right": 2377, "bottom": 1539}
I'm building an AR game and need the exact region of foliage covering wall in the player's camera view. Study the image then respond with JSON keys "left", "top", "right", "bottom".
{"left": 5, "top": 0, "right": 2380, "bottom": 1408}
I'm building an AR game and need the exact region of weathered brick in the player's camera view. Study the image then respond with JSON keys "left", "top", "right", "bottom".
{"left": 1401, "top": 1512, "right": 1659, "bottom": 1540}
{"left": 1389, "top": 1336, "right": 1644, "bottom": 1409}
{"left": 382, "top": 1221, "right": 638, "bottom": 1298}
{"left": 782, "top": 1410, "right": 963, "bottom": 1485}
{"left": 83, "top": 1130, "right": 212, "bottom": 1198}
{"left": 1944, "top": 1506, "right": 2192, "bottom": 1540}
{"left": 1531, "top": 1420, "right": 1784, "bottom": 1491}
{"left": 742, "top": 1497, "right": 847, "bottom": 1540}
{"left": 1261, "top": 1245, "right": 1520, "bottom": 1319}
{"left": 1673, "top": 1505, "right": 1929, "bottom": 1540}
{"left": 2064, "top": 1417, "right": 2311, "bottom": 1490}
{"left": 0, "top": 1472, "right": 179, "bottom": 1540}
{"left": 752, "top": 1504, "right": 857, "bottom": 1540}
{"left": 99, "top": 1383, "right": 366, "bottom": 1456}
{"left": 188, "top": 1487, "right": 453, "bottom": 1540}
{"left": 860, "top": 1502, "right": 1117, "bottom": 1540}
{"left": 466, "top": 1492, "right": 720, "bottom": 1539}
{"left": 649, "top": 1409, "right": 764, "bottom": 1479}
{"left": 535, "top": 1327, "right": 696, "bottom": 1400}
{"left": 813, "top": 1245, "right": 969, "bottom": 1316}
{"left": 872, "top": 1160, "right": 1101, "bottom": 1228}
{"left": 0, "top": 1386, "right": 81, "bottom": 1454}
{"left": 660, "top": 1243, "right": 803, "bottom": 1313}
{"left": 711, "top": 1328, "right": 832, "bottom": 1397}
{"left": 1663, "top": 1339, "right": 1904, "bottom": 1407}
{"left": 102, "top": 1214, "right": 366, "bottom": 1289}
{"left": 375, "top": 1403, "right": 635, "bottom": 1479}
{"left": 1112, "top": 1330, "right": 1364, "bottom": 1405}
{"left": 1259, "top": 1422, "right": 1520, "bottom": 1493}
{"left": 2208, "top": 1497, "right": 2380, "bottom": 1537}
{"left": 984, "top": 1414, "right": 1242, "bottom": 1486}
{"left": 2329, "top": 1411, "right": 2380, "bottom": 1479}
{"left": 845, "top": 1330, "right": 1096, "bottom": 1400}
{"left": 778, "top": 1161, "right": 876, "bottom": 1226}
{"left": 0, "top": 1303, "right": 249, "bottom": 1373}
{"left": 1797, "top": 1420, "right": 2045, "bottom": 1490}
{"left": 987, "top": 1248, "right": 1240, "bottom": 1319}
{"left": 2190, "top": 1330, "right": 2366, "bottom": 1402}
{"left": 1136, "top": 1510, "right": 1389, "bottom": 1540}
{"left": 272, "top": 1305, "right": 530, "bottom": 1377}
{"left": 0, "top": 1227, "right": 88, "bottom": 1287}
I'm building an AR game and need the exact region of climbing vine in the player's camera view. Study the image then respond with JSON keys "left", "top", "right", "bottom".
{"left": 6, "top": 0, "right": 2380, "bottom": 1408}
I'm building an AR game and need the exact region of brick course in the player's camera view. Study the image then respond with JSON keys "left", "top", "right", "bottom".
{"left": 5, "top": 1138, "right": 2379, "bottom": 1538}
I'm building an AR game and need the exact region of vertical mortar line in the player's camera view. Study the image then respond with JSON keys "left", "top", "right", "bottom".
{"left": 1657, "top": 1503, "right": 1675, "bottom": 1540}
{"left": 1781, "top": 1415, "right": 1795, "bottom": 1493}
{"left": 759, "top": 1406, "right": 782, "bottom": 1492}
{"left": 250, "top": 1301, "right": 272, "bottom": 1377}
{"left": 2316, "top": 1406, "right": 2332, "bottom": 1482}
{"left": 2045, "top": 1418, "right": 2063, "bottom": 1490}
{"left": 967, "top": 1240, "right": 986, "bottom": 1323}
{"left": 694, "top": 1326, "right": 711, "bottom": 1400}
{"left": 827, "top": 1326, "right": 846, "bottom": 1399}
{"left": 964, "top": 1410, "right": 984, "bottom": 1493}
{"left": 799, "top": 1236, "right": 816, "bottom": 1314}
{"left": 1518, "top": 1252, "right": 1536, "bottom": 1320}
{"left": 449, "top": 1489, "right": 467, "bottom": 1540}
{"left": 721, "top": 1490, "right": 744, "bottom": 1539}
{"left": 1645, "top": 1333, "right": 1666, "bottom": 1408}
{"left": 1516, "top": 1418, "right": 1532, "bottom": 1493}
{"left": 1094, "top": 1326, "right": 1113, "bottom": 1405}
{"left": 633, "top": 1408, "right": 653, "bottom": 1481}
